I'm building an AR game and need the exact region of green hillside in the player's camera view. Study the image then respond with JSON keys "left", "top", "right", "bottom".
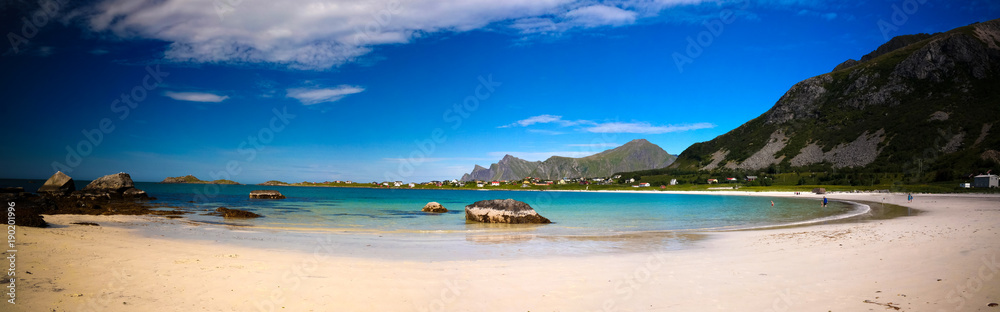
{"left": 619, "top": 20, "right": 1000, "bottom": 188}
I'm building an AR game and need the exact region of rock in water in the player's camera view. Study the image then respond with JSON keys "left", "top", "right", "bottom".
{"left": 122, "top": 188, "right": 149, "bottom": 199}
{"left": 84, "top": 173, "right": 135, "bottom": 192}
{"left": 465, "top": 199, "right": 551, "bottom": 224}
{"left": 215, "top": 207, "right": 262, "bottom": 218}
{"left": 37, "top": 171, "right": 75, "bottom": 195}
{"left": 422, "top": 202, "right": 448, "bottom": 213}
{"left": 249, "top": 190, "right": 286, "bottom": 199}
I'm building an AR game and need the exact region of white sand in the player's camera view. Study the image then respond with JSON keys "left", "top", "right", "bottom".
{"left": 7, "top": 192, "right": 1000, "bottom": 311}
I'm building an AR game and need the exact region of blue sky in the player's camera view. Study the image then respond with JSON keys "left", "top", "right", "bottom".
{"left": 1, "top": 0, "right": 996, "bottom": 183}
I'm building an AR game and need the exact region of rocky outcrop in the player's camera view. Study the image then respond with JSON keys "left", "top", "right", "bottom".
{"left": 460, "top": 139, "right": 676, "bottom": 181}
{"left": 249, "top": 190, "right": 285, "bottom": 199}
{"left": 670, "top": 19, "right": 1000, "bottom": 175}
{"left": 84, "top": 173, "right": 135, "bottom": 192}
{"left": 422, "top": 202, "right": 448, "bottom": 213}
{"left": 161, "top": 175, "right": 239, "bottom": 184}
{"left": 123, "top": 188, "right": 149, "bottom": 199}
{"left": 763, "top": 75, "right": 832, "bottom": 125}
{"left": 161, "top": 175, "right": 201, "bottom": 183}
{"left": 37, "top": 171, "right": 75, "bottom": 195}
{"left": 465, "top": 199, "right": 551, "bottom": 224}
{"left": 258, "top": 180, "right": 290, "bottom": 186}
{"left": 67, "top": 172, "right": 149, "bottom": 200}
{"left": 214, "top": 207, "right": 262, "bottom": 218}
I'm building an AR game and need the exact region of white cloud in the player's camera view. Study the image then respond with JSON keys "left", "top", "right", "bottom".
{"left": 584, "top": 122, "right": 715, "bottom": 134}
{"left": 501, "top": 115, "right": 714, "bottom": 134}
{"left": 74, "top": 0, "right": 737, "bottom": 69}
{"left": 527, "top": 129, "right": 566, "bottom": 135}
{"left": 500, "top": 114, "right": 590, "bottom": 128}
{"left": 564, "top": 5, "right": 637, "bottom": 27}
{"left": 163, "top": 91, "right": 230, "bottom": 102}
{"left": 286, "top": 85, "right": 364, "bottom": 105}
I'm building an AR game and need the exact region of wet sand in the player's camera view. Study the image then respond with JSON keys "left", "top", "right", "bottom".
{"left": 6, "top": 192, "right": 1000, "bottom": 311}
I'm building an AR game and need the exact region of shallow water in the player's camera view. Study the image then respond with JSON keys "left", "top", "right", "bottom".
{"left": 2, "top": 179, "right": 894, "bottom": 259}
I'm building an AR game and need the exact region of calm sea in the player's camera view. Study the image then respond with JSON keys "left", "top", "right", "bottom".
{"left": 4, "top": 179, "right": 860, "bottom": 235}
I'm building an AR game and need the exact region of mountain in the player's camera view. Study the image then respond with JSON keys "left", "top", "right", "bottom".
{"left": 667, "top": 19, "right": 1000, "bottom": 176}
{"left": 160, "top": 175, "right": 239, "bottom": 184}
{"left": 460, "top": 139, "right": 677, "bottom": 181}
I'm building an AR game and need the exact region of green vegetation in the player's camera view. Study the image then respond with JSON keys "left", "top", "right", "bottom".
{"left": 161, "top": 175, "right": 240, "bottom": 184}
{"left": 665, "top": 22, "right": 1000, "bottom": 189}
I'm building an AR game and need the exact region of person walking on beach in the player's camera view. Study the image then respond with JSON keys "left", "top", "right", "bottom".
{"left": 822, "top": 196, "right": 828, "bottom": 207}
{"left": 907, "top": 193, "right": 913, "bottom": 203}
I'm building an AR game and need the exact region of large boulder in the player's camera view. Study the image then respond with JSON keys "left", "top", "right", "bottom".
{"left": 37, "top": 171, "right": 75, "bottom": 195}
{"left": 249, "top": 190, "right": 285, "bottom": 199}
{"left": 465, "top": 199, "right": 551, "bottom": 224}
{"left": 422, "top": 202, "right": 448, "bottom": 213}
{"left": 84, "top": 173, "right": 135, "bottom": 192}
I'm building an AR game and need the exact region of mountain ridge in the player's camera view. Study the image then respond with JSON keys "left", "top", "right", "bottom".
{"left": 663, "top": 19, "right": 1000, "bottom": 177}
{"left": 460, "top": 139, "right": 676, "bottom": 181}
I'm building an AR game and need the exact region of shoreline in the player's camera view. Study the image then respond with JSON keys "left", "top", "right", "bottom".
{"left": 9, "top": 192, "right": 1000, "bottom": 311}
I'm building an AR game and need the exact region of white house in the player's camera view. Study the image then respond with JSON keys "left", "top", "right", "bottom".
{"left": 490, "top": 181, "right": 500, "bottom": 186}
{"left": 477, "top": 183, "right": 484, "bottom": 188}
{"left": 408, "top": 183, "right": 415, "bottom": 188}
{"left": 669, "top": 179, "right": 677, "bottom": 185}
{"left": 638, "top": 182, "right": 651, "bottom": 187}
{"left": 973, "top": 174, "right": 999, "bottom": 188}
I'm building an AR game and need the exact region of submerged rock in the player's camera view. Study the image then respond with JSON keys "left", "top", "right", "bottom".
{"left": 465, "top": 199, "right": 551, "bottom": 224}
{"left": 215, "top": 207, "right": 262, "bottom": 218}
{"left": 249, "top": 190, "right": 285, "bottom": 199}
{"left": 37, "top": 171, "right": 76, "bottom": 196}
{"left": 422, "top": 202, "right": 448, "bottom": 213}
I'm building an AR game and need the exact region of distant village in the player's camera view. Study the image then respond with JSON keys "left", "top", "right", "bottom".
{"left": 310, "top": 175, "right": 778, "bottom": 189}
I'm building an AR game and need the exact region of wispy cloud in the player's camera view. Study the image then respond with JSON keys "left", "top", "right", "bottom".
{"left": 501, "top": 115, "right": 714, "bottom": 134}
{"left": 286, "top": 85, "right": 364, "bottom": 105}
{"left": 500, "top": 114, "right": 590, "bottom": 128}
{"left": 564, "top": 5, "right": 638, "bottom": 28}
{"left": 527, "top": 129, "right": 566, "bottom": 135}
{"left": 74, "top": 0, "right": 734, "bottom": 70}
{"left": 584, "top": 122, "right": 715, "bottom": 134}
{"left": 164, "top": 91, "right": 230, "bottom": 103}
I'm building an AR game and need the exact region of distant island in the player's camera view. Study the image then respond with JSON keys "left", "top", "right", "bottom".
{"left": 160, "top": 175, "right": 239, "bottom": 185}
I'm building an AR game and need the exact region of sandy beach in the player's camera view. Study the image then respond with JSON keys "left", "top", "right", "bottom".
{"left": 7, "top": 192, "right": 1000, "bottom": 311}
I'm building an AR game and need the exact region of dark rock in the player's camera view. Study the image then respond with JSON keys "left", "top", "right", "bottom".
{"left": 813, "top": 188, "right": 827, "bottom": 194}
{"left": 465, "top": 199, "right": 551, "bottom": 224}
{"left": 71, "top": 222, "right": 99, "bottom": 226}
{"left": 215, "top": 207, "right": 262, "bottom": 218}
{"left": 37, "top": 171, "right": 75, "bottom": 196}
{"left": 987, "top": 302, "right": 997, "bottom": 307}
{"left": 249, "top": 190, "right": 285, "bottom": 199}
{"left": 83, "top": 173, "right": 135, "bottom": 192}
{"left": 422, "top": 202, "right": 448, "bottom": 213}
{"left": 16, "top": 206, "right": 48, "bottom": 228}
{"left": 123, "top": 188, "right": 149, "bottom": 199}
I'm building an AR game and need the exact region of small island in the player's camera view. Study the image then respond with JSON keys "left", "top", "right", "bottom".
{"left": 160, "top": 175, "right": 240, "bottom": 185}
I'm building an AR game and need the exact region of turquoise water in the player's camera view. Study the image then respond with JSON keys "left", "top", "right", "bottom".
{"left": 4, "top": 179, "right": 868, "bottom": 258}
{"left": 6, "top": 180, "right": 859, "bottom": 235}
